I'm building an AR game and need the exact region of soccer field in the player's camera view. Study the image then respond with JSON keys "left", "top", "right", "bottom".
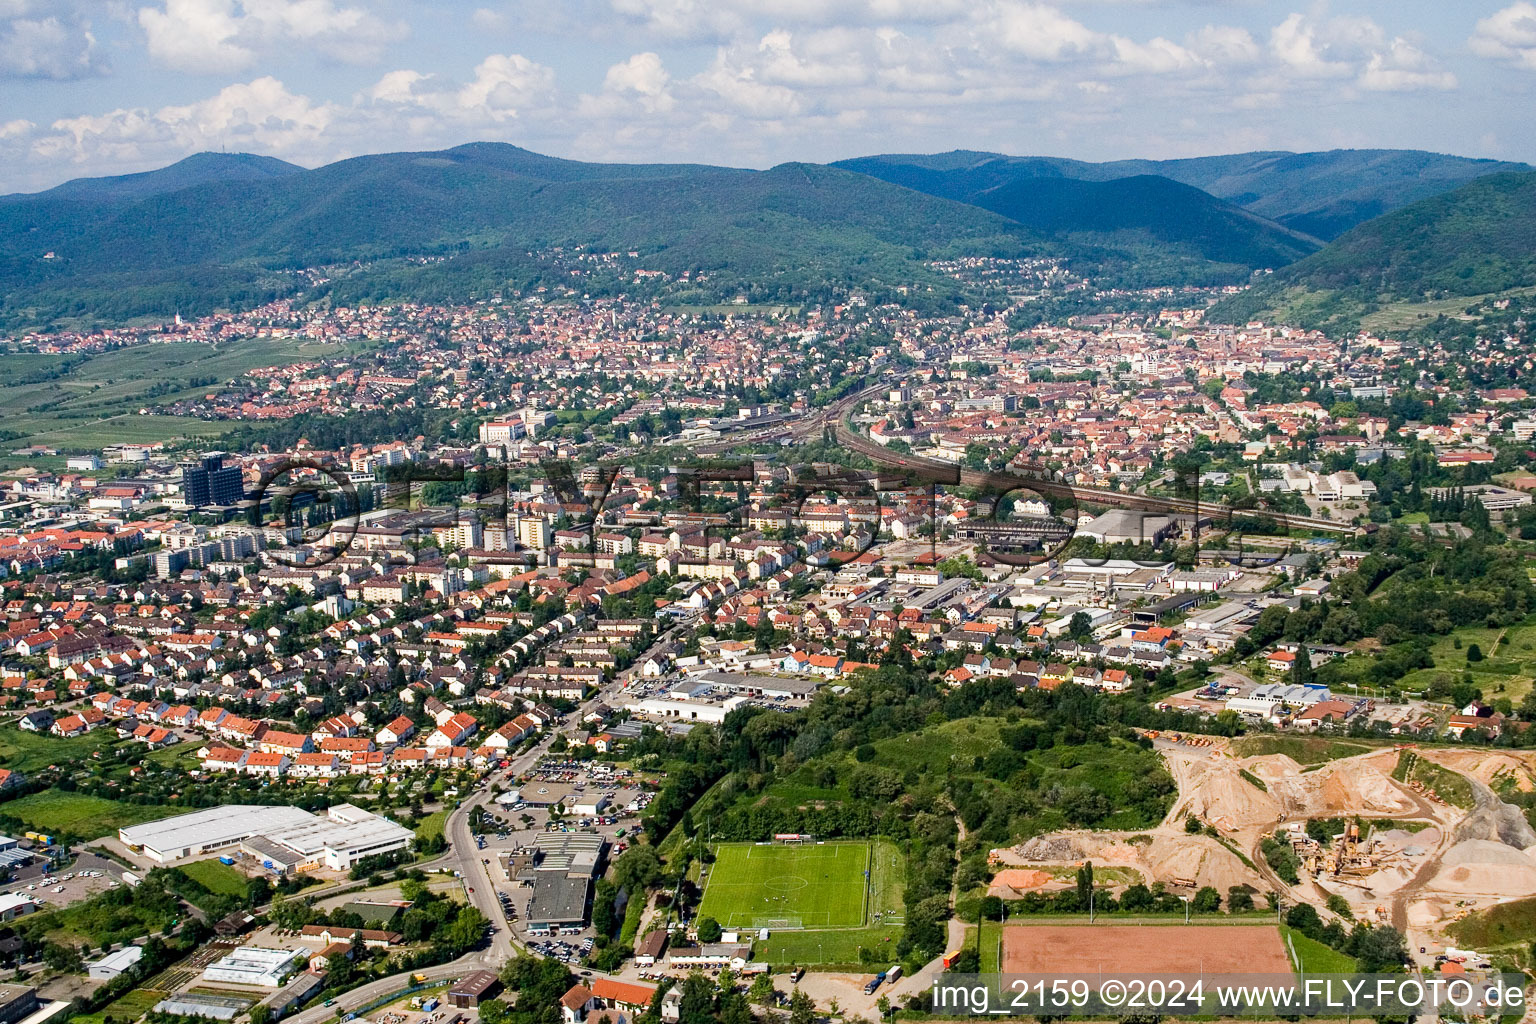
{"left": 698, "top": 841, "right": 874, "bottom": 931}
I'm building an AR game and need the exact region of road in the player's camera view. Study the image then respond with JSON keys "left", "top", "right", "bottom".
{"left": 286, "top": 616, "right": 699, "bottom": 1024}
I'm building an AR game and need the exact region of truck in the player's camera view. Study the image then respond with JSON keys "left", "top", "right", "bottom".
{"left": 863, "top": 972, "right": 885, "bottom": 995}
{"left": 885, "top": 964, "right": 902, "bottom": 983}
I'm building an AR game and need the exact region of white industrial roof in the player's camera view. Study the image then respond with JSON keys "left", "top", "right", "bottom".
{"left": 119, "top": 805, "right": 315, "bottom": 853}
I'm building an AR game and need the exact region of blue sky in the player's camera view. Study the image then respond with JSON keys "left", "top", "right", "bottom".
{"left": 3, "top": 0, "right": 1536, "bottom": 192}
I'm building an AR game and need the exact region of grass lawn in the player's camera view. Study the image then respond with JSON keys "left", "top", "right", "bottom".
{"left": 69, "top": 986, "right": 167, "bottom": 1024}
{"left": 699, "top": 840, "right": 872, "bottom": 931}
{"left": 414, "top": 809, "right": 449, "bottom": 844}
{"left": 2, "top": 791, "right": 182, "bottom": 839}
{"left": 1449, "top": 895, "right": 1536, "bottom": 949}
{"left": 0, "top": 726, "right": 126, "bottom": 773}
{"left": 757, "top": 923, "right": 903, "bottom": 968}
{"left": 179, "top": 858, "right": 249, "bottom": 896}
{"left": 1281, "top": 925, "right": 1357, "bottom": 973}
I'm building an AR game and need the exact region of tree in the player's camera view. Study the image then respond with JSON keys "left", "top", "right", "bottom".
{"left": 1068, "top": 611, "right": 1094, "bottom": 642}
{"left": 1467, "top": 643, "right": 1484, "bottom": 662}
{"left": 789, "top": 989, "right": 815, "bottom": 1024}
{"left": 1227, "top": 887, "right": 1255, "bottom": 913}
{"left": 1192, "top": 886, "right": 1222, "bottom": 913}
{"left": 697, "top": 917, "right": 723, "bottom": 944}
{"left": 42, "top": 943, "right": 82, "bottom": 973}
{"left": 1353, "top": 925, "right": 1407, "bottom": 972}
{"left": 747, "top": 972, "right": 778, "bottom": 1005}
{"left": 613, "top": 845, "right": 663, "bottom": 895}
{"left": 1284, "top": 902, "right": 1321, "bottom": 935}
{"left": 1075, "top": 862, "right": 1093, "bottom": 905}
{"left": 678, "top": 973, "right": 716, "bottom": 1024}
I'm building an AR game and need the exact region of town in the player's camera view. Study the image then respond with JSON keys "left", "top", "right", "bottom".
{"left": 0, "top": 275, "right": 1532, "bottom": 1024}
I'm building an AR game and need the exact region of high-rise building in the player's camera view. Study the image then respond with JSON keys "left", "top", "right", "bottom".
{"left": 181, "top": 454, "right": 245, "bottom": 507}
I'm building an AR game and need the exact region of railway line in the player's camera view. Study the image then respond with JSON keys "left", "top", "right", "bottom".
{"left": 680, "top": 379, "right": 1359, "bottom": 535}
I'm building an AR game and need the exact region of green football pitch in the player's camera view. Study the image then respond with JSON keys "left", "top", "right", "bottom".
{"left": 697, "top": 841, "right": 877, "bottom": 931}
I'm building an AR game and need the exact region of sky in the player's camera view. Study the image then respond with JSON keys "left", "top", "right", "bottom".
{"left": 3, "top": 0, "right": 1536, "bottom": 192}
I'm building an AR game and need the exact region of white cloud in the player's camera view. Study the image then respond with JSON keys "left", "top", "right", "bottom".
{"left": 456, "top": 54, "right": 556, "bottom": 118}
{"left": 138, "top": 0, "right": 406, "bottom": 73}
{"left": 1358, "top": 38, "right": 1456, "bottom": 92}
{"left": 607, "top": 0, "right": 971, "bottom": 41}
{"left": 1187, "top": 25, "right": 1260, "bottom": 65}
{"left": 986, "top": 2, "right": 1101, "bottom": 62}
{"left": 1269, "top": 12, "right": 1351, "bottom": 77}
{"left": 0, "top": 5, "right": 107, "bottom": 79}
{"left": 1109, "top": 35, "right": 1202, "bottom": 75}
{"left": 36, "top": 76, "right": 337, "bottom": 167}
{"left": 599, "top": 52, "right": 675, "bottom": 112}
{"left": 1470, "top": 2, "right": 1536, "bottom": 71}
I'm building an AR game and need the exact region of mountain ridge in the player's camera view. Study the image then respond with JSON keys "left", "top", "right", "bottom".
{"left": 834, "top": 148, "right": 1531, "bottom": 240}
{"left": 1207, "top": 169, "right": 1536, "bottom": 330}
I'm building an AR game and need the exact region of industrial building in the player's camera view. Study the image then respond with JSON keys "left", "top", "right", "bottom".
{"left": 119, "top": 805, "right": 315, "bottom": 862}
{"left": 449, "top": 970, "right": 500, "bottom": 1008}
{"left": 86, "top": 946, "right": 143, "bottom": 981}
{"left": 0, "top": 987, "right": 38, "bottom": 1024}
{"left": 201, "top": 947, "right": 307, "bottom": 987}
{"left": 0, "top": 895, "right": 39, "bottom": 924}
{"left": 516, "top": 831, "right": 606, "bottom": 934}
{"left": 119, "top": 804, "right": 412, "bottom": 871}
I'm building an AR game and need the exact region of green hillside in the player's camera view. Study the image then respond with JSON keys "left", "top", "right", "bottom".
{"left": 837, "top": 148, "right": 1529, "bottom": 240}
{"left": 968, "top": 174, "right": 1320, "bottom": 270}
{"left": 1208, "top": 170, "right": 1536, "bottom": 331}
{"left": 1, "top": 152, "right": 303, "bottom": 203}
{"left": 0, "top": 144, "right": 1045, "bottom": 328}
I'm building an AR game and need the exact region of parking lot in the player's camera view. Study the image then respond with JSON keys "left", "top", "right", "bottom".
{"left": 1, "top": 861, "right": 117, "bottom": 910}
{"left": 470, "top": 756, "right": 664, "bottom": 955}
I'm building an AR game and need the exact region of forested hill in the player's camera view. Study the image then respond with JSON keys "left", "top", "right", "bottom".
{"left": 0, "top": 144, "right": 1051, "bottom": 328}
{"left": 1208, "top": 170, "right": 1536, "bottom": 330}
{"left": 836, "top": 148, "right": 1530, "bottom": 240}
{"left": 961, "top": 174, "right": 1320, "bottom": 270}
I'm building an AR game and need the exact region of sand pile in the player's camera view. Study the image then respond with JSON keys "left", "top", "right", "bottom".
{"left": 1372, "top": 826, "right": 1440, "bottom": 850}
{"left": 1430, "top": 839, "right": 1536, "bottom": 895}
{"left": 1358, "top": 865, "right": 1413, "bottom": 894}
{"left": 1424, "top": 750, "right": 1536, "bottom": 792}
{"left": 1179, "top": 763, "right": 1280, "bottom": 827}
{"left": 1008, "top": 832, "right": 1140, "bottom": 866}
{"left": 1308, "top": 760, "right": 1416, "bottom": 814}
{"left": 1454, "top": 787, "right": 1536, "bottom": 848}
{"left": 989, "top": 868, "right": 1059, "bottom": 897}
{"left": 1143, "top": 835, "right": 1260, "bottom": 892}
{"left": 1407, "top": 900, "right": 1445, "bottom": 926}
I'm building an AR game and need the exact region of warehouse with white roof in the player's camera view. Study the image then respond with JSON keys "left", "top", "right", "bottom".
{"left": 119, "top": 804, "right": 412, "bottom": 870}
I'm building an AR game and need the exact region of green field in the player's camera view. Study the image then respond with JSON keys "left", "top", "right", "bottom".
{"left": 0, "top": 791, "right": 182, "bottom": 839}
{"left": 0, "top": 338, "right": 366, "bottom": 452}
{"left": 1449, "top": 894, "right": 1536, "bottom": 949}
{"left": 0, "top": 727, "right": 126, "bottom": 773}
{"left": 1281, "top": 925, "right": 1358, "bottom": 973}
{"left": 69, "top": 986, "right": 167, "bottom": 1024}
{"left": 757, "top": 922, "right": 903, "bottom": 968}
{"left": 179, "top": 858, "right": 249, "bottom": 896}
{"left": 699, "top": 840, "right": 875, "bottom": 931}
{"left": 414, "top": 808, "right": 449, "bottom": 844}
